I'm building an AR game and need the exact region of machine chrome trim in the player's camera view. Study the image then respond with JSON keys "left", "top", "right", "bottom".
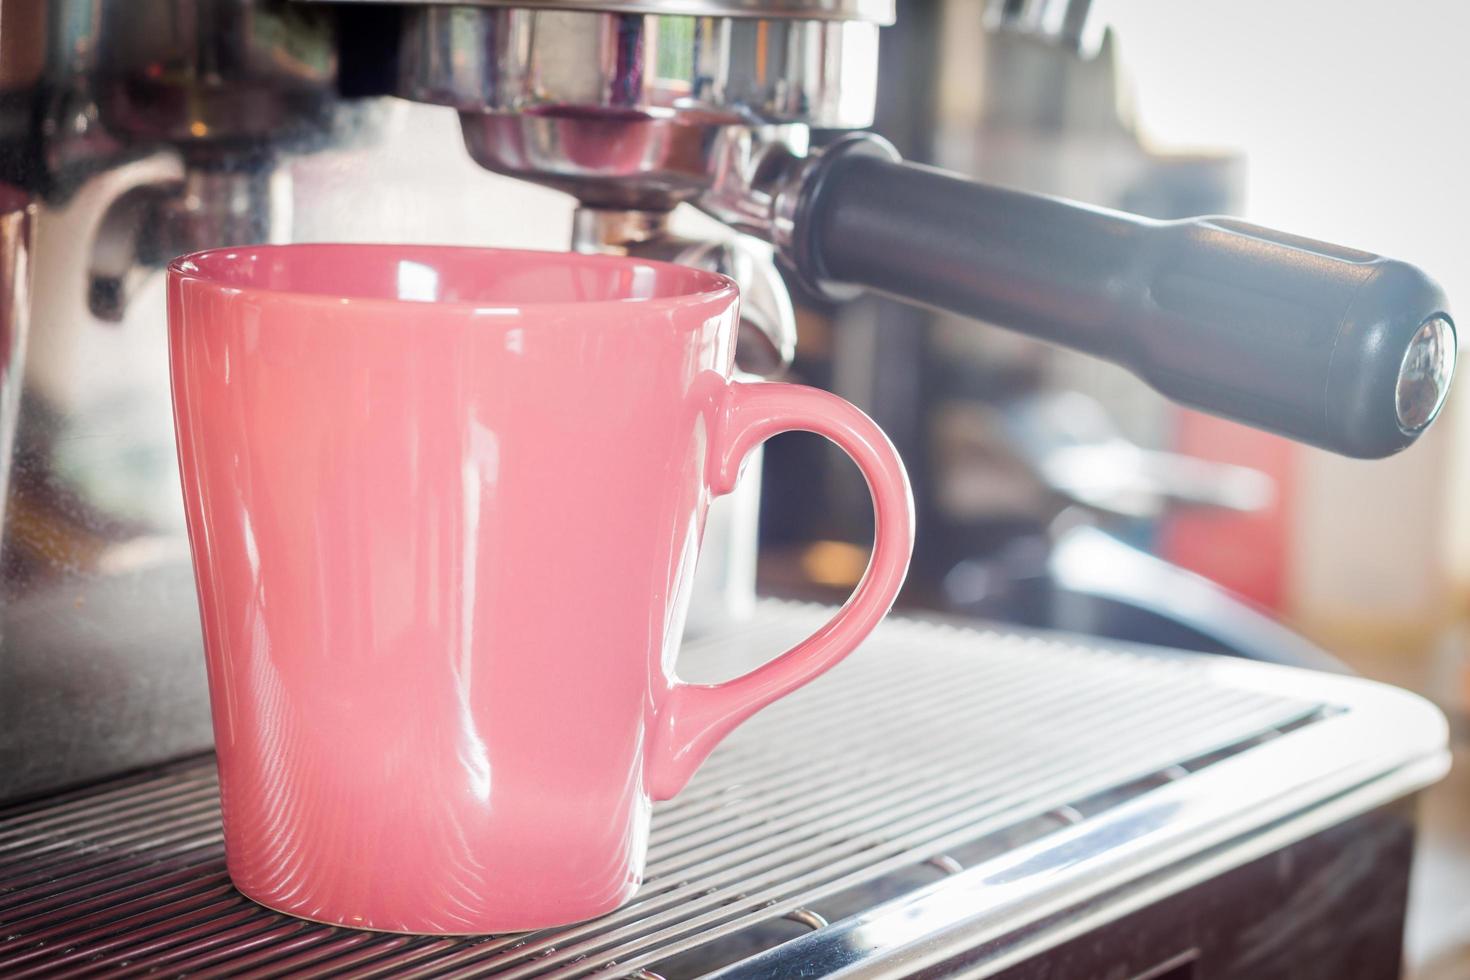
{"left": 315, "top": 0, "right": 895, "bottom": 25}
{"left": 401, "top": 7, "right": 880, "bottom": 127}
{"left": 710, "top": 650, "right": 1449, "bottom": 978}
{"left": 0, "top": 187, "right": 32, "bottom": 534}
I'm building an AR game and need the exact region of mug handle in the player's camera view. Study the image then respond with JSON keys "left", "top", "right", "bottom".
{"left": 648, "top": 381, "right": 915, "bottom": 800}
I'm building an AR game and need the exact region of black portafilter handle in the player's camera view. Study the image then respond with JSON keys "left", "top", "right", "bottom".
{"left": 787, "top": 135, "right": 1457, "bottom": 459}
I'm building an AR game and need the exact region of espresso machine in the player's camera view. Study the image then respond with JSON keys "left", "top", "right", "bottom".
{"left": 0, "top": 2, "right": 1457, "bottom": 976}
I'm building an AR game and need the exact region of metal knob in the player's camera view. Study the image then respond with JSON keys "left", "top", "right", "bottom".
{"left": 1396, "top": 315, "right": 1456, "bottom": 432}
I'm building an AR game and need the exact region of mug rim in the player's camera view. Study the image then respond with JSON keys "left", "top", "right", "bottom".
{"left": 167, "top": 243, "right": 739, "bottom": 314}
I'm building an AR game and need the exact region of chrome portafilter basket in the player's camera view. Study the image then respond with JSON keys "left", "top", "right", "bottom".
{"left": 387, "top": 0, "right": 889, "bottom": 372}
{"left": 396, "top": 3, "right": 882, "bottom": 206}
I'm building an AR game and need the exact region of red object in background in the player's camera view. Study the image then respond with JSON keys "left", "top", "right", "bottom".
{"left": 1159, "top": 409, "right": 1297, "bottom": 612}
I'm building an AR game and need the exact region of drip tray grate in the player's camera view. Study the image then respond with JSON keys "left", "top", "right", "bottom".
{"left": 0, "top": 605, "right": 1439, "bottom": 978}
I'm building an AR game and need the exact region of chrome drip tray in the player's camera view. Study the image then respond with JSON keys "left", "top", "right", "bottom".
{"left": 0, "top": 606, "right": 1448, "bottom": 978}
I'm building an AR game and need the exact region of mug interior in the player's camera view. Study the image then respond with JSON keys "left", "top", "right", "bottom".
{"left": 169, "top": 244, "right": 734, "bottom": 308}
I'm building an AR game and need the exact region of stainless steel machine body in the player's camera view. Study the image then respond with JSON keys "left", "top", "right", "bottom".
{"left": 0, "top": 607, "right": 1448, "bottom": 976}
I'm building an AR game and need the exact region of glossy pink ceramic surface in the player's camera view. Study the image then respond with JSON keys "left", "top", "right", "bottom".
{"left": 167, "top": 244, "right": 913, "bottom": 934}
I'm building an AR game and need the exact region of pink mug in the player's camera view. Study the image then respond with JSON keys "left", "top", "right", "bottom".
{"left": 167, "top": 244, "right": 913, "bottom": 934}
